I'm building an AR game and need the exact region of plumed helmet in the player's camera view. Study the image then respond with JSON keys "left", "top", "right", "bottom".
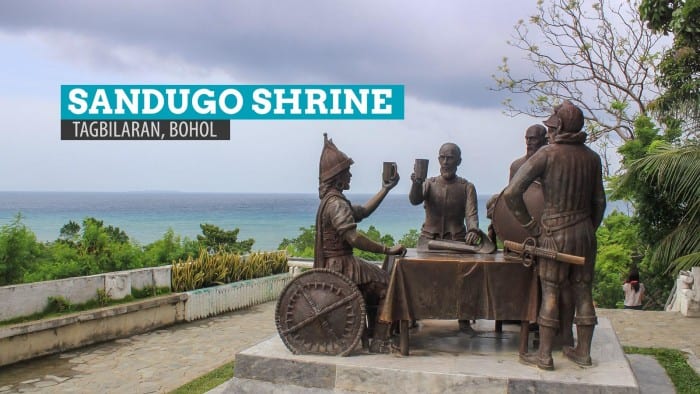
{"left": 543, "top": 100, "right": 584, "bottom": 133}
{"left": 319, "top": 133, "right": 354, "bottom": 182}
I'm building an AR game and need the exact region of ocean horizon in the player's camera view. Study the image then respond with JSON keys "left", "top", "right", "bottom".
{"left": 0, "top": 192, "right": 631, "bottom": 251}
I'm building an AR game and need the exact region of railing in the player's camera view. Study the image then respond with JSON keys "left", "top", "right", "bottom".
{"left": 287, "top": 258, "right": 383, "bottom": 276}
{"left": 183, "top": 273, "right": 292, "bottom": 321}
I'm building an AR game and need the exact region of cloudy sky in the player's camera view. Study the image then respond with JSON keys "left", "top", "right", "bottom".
{"left": 1, "top": 0, "right": 564, "bottom": 194}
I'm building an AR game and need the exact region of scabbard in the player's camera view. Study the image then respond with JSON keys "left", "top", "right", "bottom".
{"left": 503, "top": 240, "right": 585, "bottom": 265}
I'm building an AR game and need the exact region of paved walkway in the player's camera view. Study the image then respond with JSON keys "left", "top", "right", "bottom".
{"left": 597, "top": 308, "right": 700, "bottom": 373}
{"left": 0, "top": 303, "right": 277, "bottom": 393}
{"left": 597, "top": 309, "right": 700, "bottom": 356}
{"left": 0, "top": 304, "right": 697, "bottom": 393}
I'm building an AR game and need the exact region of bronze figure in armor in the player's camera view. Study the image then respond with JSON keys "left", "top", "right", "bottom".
{"left": 504, "top": 100, "right": 606, "bottom": 370}
{"left": 314, "top": 133, "right": 405, "bottom": 353}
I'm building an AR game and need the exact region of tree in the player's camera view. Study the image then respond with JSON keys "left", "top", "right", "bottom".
{"left": 493, "top": 0, "right": 664, "bottom": 146}
{"left": 58, "top": 220, "right": 80, "bottom": 243}
{"left": 640, "top": 0, "right": 700, "bottom": 136}
{"left": 279, "top": 225, "right": 417, "bottom": 259}
{"left": 612, "top": 116, "right": 684, "bottom": 245}
{"left": 143, "top": 228, "right": 200, "bottom": 266}
{"left": 398, "top": 229, "right": 419, "bottom": 249}
{"left": 594, "top": 211, "right": 643, "bottom": 308}
{"left": 354, "top": 225, "right": 395, "bottom": 262}
{"left": 196, "top": 223, "right": 254, "bottom": 254}
{"left": 278, "top": 226, "right": 316, "bottom": 258}
{"left": 0, "top": 214, "right": 43, "bottom": 285}
{"left": 618, "top": 141, "right": 700, "bottom": 274}
{"left": 607, "top": 116, "right": 685, "bottom": 308}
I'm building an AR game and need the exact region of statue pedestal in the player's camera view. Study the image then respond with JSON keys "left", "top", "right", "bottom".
{"left": 668, "top": 267, "right": 700, "bottom": 317}
{"left": 224, "top": 318, "right": 639, "bottom": 393}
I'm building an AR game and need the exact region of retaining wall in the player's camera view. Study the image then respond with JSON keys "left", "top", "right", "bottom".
{"left": 0, "top": 293, "right": 187, "bottom": 367}
{"left": 0, "top": 266, "right": 172, "bottom": 322}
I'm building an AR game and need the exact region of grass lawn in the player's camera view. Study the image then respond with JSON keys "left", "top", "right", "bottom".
{"left": 624, "top": 346, "right": 700, "bottom": 394}
{"left": 169, "top": 361, "right": 234, "bottom": 394}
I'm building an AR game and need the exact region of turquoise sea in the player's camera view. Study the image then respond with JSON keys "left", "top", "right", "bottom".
{"left": 0, "top": 192, "right": 629, "bottom": 251}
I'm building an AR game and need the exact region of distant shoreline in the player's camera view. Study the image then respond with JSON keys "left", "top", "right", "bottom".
{"left": 0, "top": 192, "right": 632, "bottom": 250}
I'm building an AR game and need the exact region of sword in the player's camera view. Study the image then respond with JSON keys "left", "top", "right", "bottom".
{"left": 503, "top": 239, "right": 585, "bottom": 265}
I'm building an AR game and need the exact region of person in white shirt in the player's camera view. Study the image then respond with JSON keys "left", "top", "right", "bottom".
{"left": 623, "top": 269, "right": 645, "bottom": 310}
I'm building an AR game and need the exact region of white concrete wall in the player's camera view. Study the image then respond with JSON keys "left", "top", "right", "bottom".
{"left": 0, "top": 275, "right": 105, "bottom": 321}
{"left": 1, "top": 259, "right": 292, "bottom": 322}
{"left": 0, "top": 266, "right": 173, "bottom": 322}
{"left": 128, "top": 266, "right": 172, "bottom": 290}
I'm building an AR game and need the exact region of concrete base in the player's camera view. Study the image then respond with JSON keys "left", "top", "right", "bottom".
{"left": 0, "top": 293, "right": 187, "bottom": 367}
{"left": 227, "top": 318, "right": 639, "bottom": 393}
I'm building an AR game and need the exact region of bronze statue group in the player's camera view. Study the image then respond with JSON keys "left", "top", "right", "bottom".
{"left": 312, "top": 100, "right": 606, "bottom": 371}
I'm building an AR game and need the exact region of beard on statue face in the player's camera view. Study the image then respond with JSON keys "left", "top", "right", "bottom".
{"left": 336, "top": 170, "right": 352, "bottom": 190}
{"left": 526, "top": 146, "right": 537, "bottom": 157}
{"left": 440, "top": 166, "right": 457, "bottom": 179}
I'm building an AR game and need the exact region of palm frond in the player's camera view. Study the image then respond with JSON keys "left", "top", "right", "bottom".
{"left": 669, "top": 252, "right": 700, "bottom": 273}
{"left": 628, "top": 142, "right": 700, "bottom": 221}
{"left": 650, "top": 220, "right": 700, "bottom": 275}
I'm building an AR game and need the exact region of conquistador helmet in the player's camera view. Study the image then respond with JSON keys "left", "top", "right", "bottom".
{"left": 319, "top": 133, "right": 354, "bottom": 182}
{"left": 543, "top": 100, "right": 584, "bottom": 133}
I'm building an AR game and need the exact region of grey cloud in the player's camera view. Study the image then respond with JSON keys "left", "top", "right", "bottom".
{"left": 0, "top": 0, "right": 534, "bottom": 108}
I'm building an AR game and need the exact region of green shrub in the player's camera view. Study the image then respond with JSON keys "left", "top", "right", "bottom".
{"left": 594, "top": 211, "right": 643, "bottom": 308}
{"left": 279, "top": 225, "right": 418, "bottom": 260}
{"left": 171, "top": 250, "right": 288, "bottom": 292}
{"left": 131, "top": 286, "right": 171, "bottom": 299}
{"left": 96, "top": 289, "right": 111, "bottom": 306}
{"left": 45, "top": 296, "right": 71, "bottom": 313}
{"left": 398, "top": 229, "right": 419, "bottom": 248}
{"left": 0, "top": 214, "right": 44, "bottom": 286}
{"left": 278, "top": 226, "right": 316, "bottom": 258}
{"left": 142, "top": 229, "right": 199, "bottom": 267}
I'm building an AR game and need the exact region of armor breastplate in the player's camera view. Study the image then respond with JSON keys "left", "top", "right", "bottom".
{"left": 321, "top": 218, "right": 353, "bottom": 257}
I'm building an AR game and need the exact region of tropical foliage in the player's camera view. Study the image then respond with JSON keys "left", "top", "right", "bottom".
{"left": 0, "top": 214, "right": 43, "bottom": 285}
{"left": 619, "top": 142, "right": 700, "bottom": 274}
{"left": 171, "top": 250, "right": 288, "bottom": 292}
{"left": 196, "top": 223, "right": 254, "bottom": 254}
{"left": 594, "top": 211, "right": 643, "bottom": 308}
{"left": 0, "top": 217, "right": 257, "bottom": 286}
{"left": 279, "top": 225, "right": 415, "bottom": 261}
{"left": 278, "top": 226, "right": 316, "bottom": 258}
{"left": 496, "top": 0, "right": 700, "bottom": 309}
{"left": 640, "top": 0, "right": 700, "bottom": 133}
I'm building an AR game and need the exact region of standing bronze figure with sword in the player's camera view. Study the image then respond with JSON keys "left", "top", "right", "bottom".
{"left": 503, "top": 100, "right": 606, "bottom": 371}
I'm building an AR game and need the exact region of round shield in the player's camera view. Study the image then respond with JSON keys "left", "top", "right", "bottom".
{"left": 275, "top": 268, "right": 365, "bottom": 356}
{"left": 492, "top": 182, "right": 544, "bottom": 244}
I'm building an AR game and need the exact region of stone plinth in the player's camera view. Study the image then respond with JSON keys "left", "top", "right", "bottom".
{"left": 226, "top": 318, "right": 639, "bottom": 393}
